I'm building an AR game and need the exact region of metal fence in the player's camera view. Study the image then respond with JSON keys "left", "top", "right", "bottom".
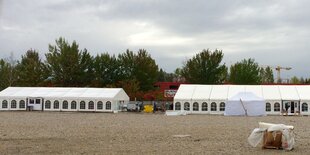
{"left": 123, "top": 101, "right": 173, "bottom": 112}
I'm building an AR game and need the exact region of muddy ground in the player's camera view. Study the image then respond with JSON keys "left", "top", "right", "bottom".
{"left": 0, "top": 111, "right": 309, "bottom": 155}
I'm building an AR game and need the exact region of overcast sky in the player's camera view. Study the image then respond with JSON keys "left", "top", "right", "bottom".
{"left": 1, "top": 0, "right": 310, "bottom": 79}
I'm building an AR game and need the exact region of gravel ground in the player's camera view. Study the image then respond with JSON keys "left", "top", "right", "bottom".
{"left": 0, "top": 111, "right": 309, "bottom": 155}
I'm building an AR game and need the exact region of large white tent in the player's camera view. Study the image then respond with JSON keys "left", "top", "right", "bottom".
{"left": 174, "top": 84, "right": 310, "bottom": 115}
{"left": 224, "top": 92, "right": 266, "bottom": 116}
{"left": 0, "top": 87, "right": 129, "bottom": 112}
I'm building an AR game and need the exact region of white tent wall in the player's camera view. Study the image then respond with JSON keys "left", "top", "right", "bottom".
{"left": 225, "top": 92, "right": 266, "bottom": 116}
{"left": 0, "top": 97, "right": 27, "bottom": 111}
{"left": 191, "top": 100, "right": 210, "bottom": 114}
{"left": 264, "top": 100, "right": 282, "bottom": 115}
{"left": 181, "top": 100, "right": 192, "bottom": 113}
{"left": 296, "top": 86, "right": 310, "bottom": 115}
{"left": 209, "top": 100, "right": 226, "bottom": 114}
{"left": 209, "top": 85, "right": 229, "bottom": 115}
{"left": 300, "top": 100, "right": 310, "bottom": 115}
{"left": 36, "top": 98, "right": 117, "bottom": 112}
{"left": 262, "top": 86, "right": 282, "bottom": 115}
{"left": 191, "top": 85, "right": 212, "bottom": 114}
{"left": 173, "top": 84, "right": 310, "bottom": 116}
{"left": 43, "top": 99, "right": 61, "bottom": 112}
{"left": 0, "top": 87, "right": 129, "bottom": 113}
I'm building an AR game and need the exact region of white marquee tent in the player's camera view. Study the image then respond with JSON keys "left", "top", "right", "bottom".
{"left": 174, "top": 84, "right": 310, "bottom": 115}
{"left": 224, "top": 92, "right": 266, "bottom": 116}
{"left": 0, "top": 87, "right": 129, "bottom": 112}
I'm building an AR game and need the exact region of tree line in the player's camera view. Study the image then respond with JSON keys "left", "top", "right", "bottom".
{"left": 0, "top": 37, "right": 308, "bottom": 100}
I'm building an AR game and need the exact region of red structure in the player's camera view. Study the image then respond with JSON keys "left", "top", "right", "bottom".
{"left": 153, "top": 82, "right": 185, "bottom": 100}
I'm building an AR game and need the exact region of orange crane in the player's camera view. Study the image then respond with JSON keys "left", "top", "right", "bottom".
{"left": 261, "top": 65, "right": 292, "bottom": 83}
{"left": 274, "top": 66, "right": 292, "bottom": 83}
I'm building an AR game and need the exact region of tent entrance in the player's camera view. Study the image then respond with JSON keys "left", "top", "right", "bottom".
{"left": 27, "top": 97, "right": 43, "bottom": 111}
{"left": 282, "top": 100, "right": 300, "bottom": 115}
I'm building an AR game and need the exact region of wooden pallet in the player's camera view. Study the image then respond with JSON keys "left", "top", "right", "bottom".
{"left": 262, "top": 131, "right": 283, "bottom": 149}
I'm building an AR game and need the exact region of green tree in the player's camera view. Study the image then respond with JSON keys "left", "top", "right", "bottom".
{"left": 45, "top": 37, "right": 93, "bottom": 87}
{"left": 15, "top": 49, "right": 48, "bottom": 86}
{"left": 157, "top": 68, "right": 174, "bottom": 82}
{"left": 229, "top": 58, "right": 262, "bottom": 84}
{"left": 92, "top": 53, "right": 120, "bottom": 87}
{"left": 118, "top": 49, "right": 159, "bottom": 91}
{"left": 117, "top": 79, "right": 140, "bottom": 101}
{"left": 0, "top": 59, "right": 13, "bottom": 90}
{"left": 181, "top": 49, "right": 227, "bottom": 84}
{"left": 0, "top": 53, "right": 18, "bottom": 90}
{"left": 264, "top": 66, "right": 274, "bottom": 83}
{"left": 260, "top": 66, "right": 274, "bottom": 84}
{"left": 290, "top": 76, "right": 300, "bottom": 84}
{"left": 300, "top": 77, "right": 305, "bottom": 84}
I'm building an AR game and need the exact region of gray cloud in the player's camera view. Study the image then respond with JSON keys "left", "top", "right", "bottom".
{"left": 0, "top": 0, "right": 310, "bottom": 78}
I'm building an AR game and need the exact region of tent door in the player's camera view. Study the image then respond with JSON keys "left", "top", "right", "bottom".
{"left": 283, "top": 101, "right": 299, "bottom": 115}
{"left": 27, "top": 98, "right": 43, "bottom": 111}
{"left": 290, "top": 102, "right": 295, "bottom": 113}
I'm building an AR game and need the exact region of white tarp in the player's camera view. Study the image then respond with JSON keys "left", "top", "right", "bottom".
{"left": 165, "top": 110, "right": 187, "bottom": 116}
{"left": 248, "top": 122, "right": 295, "bottom": 151}
{"left": 224, "top": 92, "right": 266, "bottom": 116}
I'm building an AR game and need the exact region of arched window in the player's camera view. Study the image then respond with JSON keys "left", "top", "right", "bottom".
{"left": 274, "top": 102, "right": 280, "bottom": 112}
{"left": 302, "top": 103, "right": 308, "bottom": 112}
{"left": 106, "top": 101, "right": 111, "bottom": 110}
{"left": 193, "top": 102, "right": 199, "bottom": 111}
{"left": 54, "top": 100, "right": 59, "bottom": 109}
{"left": 19, "top": 100, "right": 25, "bottom": 108}
{"left": 11, "top": 100, "right": 17, "bottom": 108}
{"left": 62, "top": 100, "right": 68, "bottom": 109}
{"left": 80, "top": 101, "right": 86, "bottom": 109}
{"left": 88, "top": 101, "right": 94, "bottom": 109}
{"left": 2, "top": 100, "right": 8, "bottom": 108}
{"left": 175, "top": 102, "right": 181, "bottom": 110}
{"left": 184, "top": 102, "right": 190, "bottom": 111}
{"left": 97, "top": 101, "right": 103, "bottom": 110}
{"left": 211, "top": 102, "right": 217, "bottom": 111}
{"left": 266, "top": 103, "right": 271, "bottom": 112}
{"left": 220, "top": 102, "right": 225, "bottom": 111}
{"left": 45, "top": 100, "right": 51, "bottom": 109}
{"left": 71, "top": 101, "right": 77, "bottom": 109}
{"left": 202, "top": 102, "right": 208, "bottom": 111}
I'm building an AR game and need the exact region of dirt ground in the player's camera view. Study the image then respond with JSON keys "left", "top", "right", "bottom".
{"left": 0, "top": 111, "right": 309, "bottom": 155}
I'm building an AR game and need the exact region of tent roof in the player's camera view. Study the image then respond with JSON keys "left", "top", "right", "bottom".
{"left": 174, "top": 84, "right": 310, "bottom": 101}
{"left": 296, "top": 86, "right": 310, "bottom": 100}
{"left": 278, "top": 86, "right": 300, "bottom": 100}
{"left": 173, "top": 85, "right": 197, "bottom": 100}
{"left": 261, "top": 85, "right": 281, "bottom": 100}
{"left": 245, "top": 85, "right": 263, "bottom": 98}
{"left": 191, "top": 85, "right": 212, "bottom": 100}
{"left": 228, "top": 92, "right": 264, "bottom": 101}
{"left": 0, "top": 87, "right": 129, "bottom": 100}
{"left": 209, "top": 85, "right": 229, "bottom": 100}
{"left": 227, "top": 85, "right": 246, "bottom": 99}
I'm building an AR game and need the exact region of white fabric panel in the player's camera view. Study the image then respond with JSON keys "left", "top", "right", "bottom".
{"left": 225, "top": 92, "right": 266, "bottom": 116}
{"left": 262, "top": 85, "right": 281, "bottom": 100}
{"left": 279, "top": 86, "right": 300, "bottom": 100}
{"left": 227, "top": 85, "right": 246, "bottom": 99}
{"left": 0, "top": 87, "right": 129, "bottom": 101}
{"left": 209, "top": 85, "right": 229, "bottom": 100}
{"left": 191, "top": 85, "right": 212, "bottom": 101}
{"left": 245, "top": 85, "right": 263, "bottom": 98}
{"left": 295, "top": 86, "right": 310, "bottom": 100}
{"left": 174, "top": 84, "right": 196, "bottom": 100}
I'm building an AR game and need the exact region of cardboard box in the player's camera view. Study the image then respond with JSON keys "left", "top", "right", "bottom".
{"left": 263, "top": 131, "right": 282, "bottom": 149}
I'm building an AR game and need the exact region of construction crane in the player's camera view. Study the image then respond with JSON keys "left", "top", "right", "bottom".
{"left": 261, "top": 65, "right": 292, "bottom": 83}
{"left": 275, "top": 66, "right": 292, "bottom": 83}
